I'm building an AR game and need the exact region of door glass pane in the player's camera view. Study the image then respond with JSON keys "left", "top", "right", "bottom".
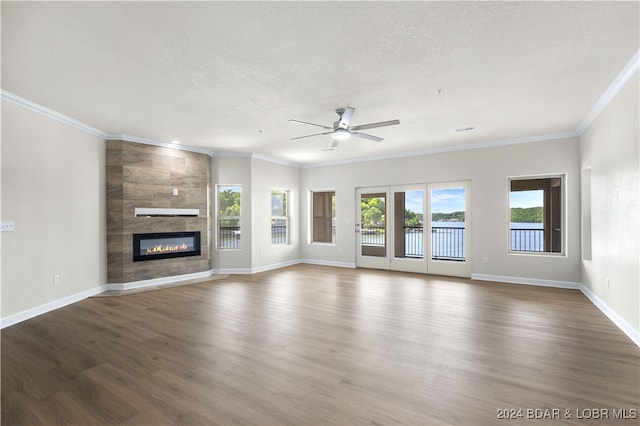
{"left": 394, "top": 190, "right": 424, "bottom": 258}
{"left": 431, "top": 187, "right": 465, "bottom": 261}
{"left": 360, "top": 193, "right": 386, "bottom": 257}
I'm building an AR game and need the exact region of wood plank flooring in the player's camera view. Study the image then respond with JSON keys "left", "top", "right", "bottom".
{"left": 2, "top": 264, "right": 638, "bottom": 425}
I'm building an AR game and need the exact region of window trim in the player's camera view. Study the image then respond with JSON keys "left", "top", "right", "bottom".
{"left": 309, "top": 189, "right": 336, "bottom": 245}
{"left": 507, "top": 174, "right": 566, "bottom": 256}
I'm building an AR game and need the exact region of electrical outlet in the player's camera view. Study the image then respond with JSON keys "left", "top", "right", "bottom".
{"left": 1, "top": 221, "right": 15, "bottom": 232}
{"left": 482, "top": 256, "right": 489, "bottom": 264}
{"left": 53, "top": 274, "right": 60, "bottom": 285}
{"left": 606, "top": 278, "right": 610, "bottom": 289}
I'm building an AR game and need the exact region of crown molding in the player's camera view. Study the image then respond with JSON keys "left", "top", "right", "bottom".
{"left": 1, "top": 89, "right": 106, "bottom": 138}
{"left": 301, "top": 131, "right": 579, "bottom": 169}
{"left": 251, "top": 153, "right": 300, "bottom": 168}
{"left": 303, "top": 49, "right": 639, "bottom": 169}
{"left": 213, "top": 151, "right": 253, "bottom": 158}
{"left": 106, "top": 133, "right": 215, "bottom": 156}
{"left": 0, "top": 89, "right": 215, "bottom": 156}
{"left": 4, "top": 48, "right": 638, "bottom": 167}
{"left": 210, "top": 152, "right": 298, "bottom": 167}
{"left": 574, "top": 48, "right": 640, "bottom": 135}
{"left": 2, "top": 88, "right": 575, "bottom": 168}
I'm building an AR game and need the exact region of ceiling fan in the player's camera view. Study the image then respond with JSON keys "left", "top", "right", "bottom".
{"left": 289, "top": 107, "right": 400, "bottom": 150}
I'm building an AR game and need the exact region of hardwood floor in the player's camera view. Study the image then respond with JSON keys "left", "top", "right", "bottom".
{"left": 2, "top": 264, "right": 638, "bottom": 425}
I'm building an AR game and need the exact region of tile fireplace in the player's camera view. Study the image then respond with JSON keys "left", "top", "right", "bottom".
{"left": 107, "top": 140, "right": 211, "bottom": 283}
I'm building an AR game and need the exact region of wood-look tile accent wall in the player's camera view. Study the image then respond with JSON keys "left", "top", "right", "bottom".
{"left": 106, "top": 140, "right": 211, "bottom": 283}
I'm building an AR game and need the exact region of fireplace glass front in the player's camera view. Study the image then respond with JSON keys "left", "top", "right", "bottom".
{"left": 133, "top": 231, "right": 201, "bottom": 262}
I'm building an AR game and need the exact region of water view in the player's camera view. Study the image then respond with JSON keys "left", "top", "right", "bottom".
{"left": 362, "top": 221, "right": 545, "bottom": 258}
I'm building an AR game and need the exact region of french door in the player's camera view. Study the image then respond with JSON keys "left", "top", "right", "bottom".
{"left": 355, "top": 187, "right": 390, "bottom": 270}
{"left": 356, "top": 181, "right": 472, "bottom": 277}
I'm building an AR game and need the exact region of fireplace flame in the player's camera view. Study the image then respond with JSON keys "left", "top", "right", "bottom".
{"left": 145, "top": 242, "right": 189, "bottom": 255}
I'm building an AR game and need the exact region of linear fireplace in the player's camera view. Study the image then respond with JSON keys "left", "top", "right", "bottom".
{"left": 133, "top": 231, "right": 201, "bottom": 262}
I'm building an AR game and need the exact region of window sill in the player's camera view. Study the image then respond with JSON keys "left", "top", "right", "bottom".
{"left": 508, "top": 251, "right": 566, "bottom": 258}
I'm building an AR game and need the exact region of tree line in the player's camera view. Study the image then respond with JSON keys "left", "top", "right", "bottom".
{"left": 432, "top": 211, "right": 465, "bottom": 222}
{"left": 511, "top": 206, "right": 543, "bottom": 223}
{"left": 361, "top": 199, "right": 543, "bottom": 225}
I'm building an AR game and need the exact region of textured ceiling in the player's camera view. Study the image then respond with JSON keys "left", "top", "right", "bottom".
{"left": 2, "top": 1, "right": 638, "bottom": 166}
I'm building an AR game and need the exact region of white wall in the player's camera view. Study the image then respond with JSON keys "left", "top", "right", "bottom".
{"left": 212, "top": 156, "right": 253, "bottom": 272}
{"left": 1, "top": 100, "right": 106, "bottom": 320}
{"left": 2, "top": 77, "right": 634, "bottom": 342}
{"left": 580, "top": 72, "right": 639, "bottom": 336}
{"left": 251, "top": 158, "right": 301, "bottom": 270}
{"left": 301, "top": 137, "right": 582, "bottom": 284}
{"left": 2, "top": 74, "right": 634, "bottom": 342}
{"left": 212, "top": 156, "right": 302, "bottom": 273}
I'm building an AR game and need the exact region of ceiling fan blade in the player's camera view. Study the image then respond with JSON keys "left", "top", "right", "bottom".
{"left": 288, "top": 119, "right": 332, "bottom": 130}
{"left": 337, "top": 106, "right": 355, "bottom": 129}
{"left": 322, "top": 138, "right": 340, "bottom": 151}
{"left": 290, "top": 131, "right": 334, "bottom": 141}
{"left": 350, "top": 119, "right": 400, "bottom": 131}
{"left": 352, "top": 131, "right": 384, "bottom": 142}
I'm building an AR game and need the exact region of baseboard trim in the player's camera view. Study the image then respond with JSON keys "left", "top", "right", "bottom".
{"left": 579, "top": 284, "right": 640, "bottom": 347}
{"left": 471, "top": 274, "right": 582, "bottom": 289}
{"left": 250, "top": 259, "right": 301, "bottom": 274}
{"left": 213, "top": 259, "right": 355, "bottom": 275}
{"left": 472, "top": 273, "right": 639, "bottom": 347}
{"left": 212, "top": 267, "right": 255, "bottom": 275}
{"left": 4, "top": 268, "right": 637, "bottom": 347}
{"left": 1, "top": 286, "right": 106, "bottom": 329}
{"left": 104, "top": 269, "right": 217, "bottom": 291}
{"left": 299, "top": 259, "right": 356, "bottom": 269}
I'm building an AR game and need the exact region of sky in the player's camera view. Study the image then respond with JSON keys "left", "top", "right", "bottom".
{"left": 218, "top": 185, "right": 241, "bottom": 193}
{"left": 406, "top": 188, "right": 543, "bottom": 213}
{"left": 510, "top": 190, "right": 543, "bottom": 208}
{"left": 404, "top": 188, "right": 466, "bottom": 214}
{"left": 405, "top": 190, "right": 424, "bottom": 213}
{"left": 431, "top": 188, "right": 465, "bottom": 213}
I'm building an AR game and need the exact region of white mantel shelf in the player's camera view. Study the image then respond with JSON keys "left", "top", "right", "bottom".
{"left": 134, "top": 208, "right": 200, "bottom": 217}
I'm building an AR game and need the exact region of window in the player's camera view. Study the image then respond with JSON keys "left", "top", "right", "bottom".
{"left": 311, "top": 191, "right": 335, "bottom": 243}
{"left": 509, "top": 176, "right": 564, "bottom": 254}
{"left": 217, "top": 185, "right": 241, "bottom": 249}
{"left": 271, "top": 189, "right": 289, "bottom": 245}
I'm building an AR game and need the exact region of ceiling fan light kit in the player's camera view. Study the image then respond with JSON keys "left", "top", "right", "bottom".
{"left": 332, "top": 129, "right": 351, "bottom": 140}
{"left": 289, "top": 106, "right": 400, "bottom": 149}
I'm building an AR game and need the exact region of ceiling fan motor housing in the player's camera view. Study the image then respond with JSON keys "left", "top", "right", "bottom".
{"left": 289, "top": 106, "right": 400, "bottom": 146}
